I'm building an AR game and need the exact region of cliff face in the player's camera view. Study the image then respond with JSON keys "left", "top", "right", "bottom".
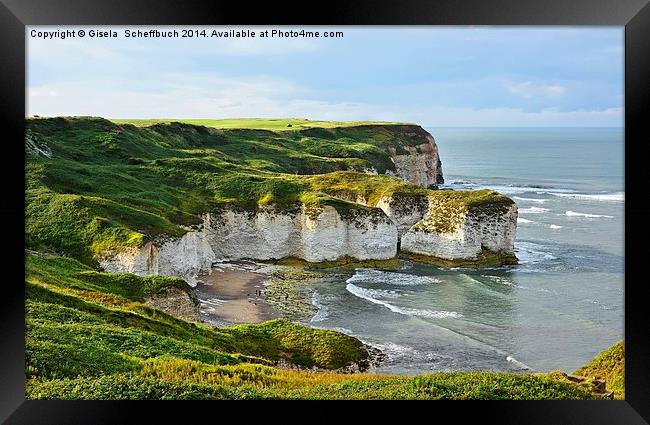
{"left": 100, "top": 190, "right": 518, "bottom": 284}
{"left": 207, "top": 205, "right": 397, "bottom": 262}
{"left": 375, "top": 193, "right": 430, "bottom": 238}
{"left": 400, "top": 190, "right": 518, "bottom": 265}
{"left": 100, "top": 204, "right": 399, "bottom": 286}
{"left": 99, "top": 234, "right": 216, "bottom": 287}
{"left": 386, "top": 128, "right": 444, "bottom": 188}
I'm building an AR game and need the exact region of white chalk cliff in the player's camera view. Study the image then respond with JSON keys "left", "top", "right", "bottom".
{"left": 386, "top": 130, "right": 443, "bottom": 188}
{"left": 400, "top": 199, "right": 518, "bottom": 263}
{"left": 100, "top": 133, "right": 517, "bottom": 284}
{"left": 100, "top": 204, "right": 398, "bottom": 286}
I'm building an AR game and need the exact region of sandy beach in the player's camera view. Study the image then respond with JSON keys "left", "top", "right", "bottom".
{"left": 196, "top": 262, "right": 279, "bottom": 326}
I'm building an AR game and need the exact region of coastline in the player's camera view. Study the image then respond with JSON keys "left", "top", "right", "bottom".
{"left": 196, "top": 262, "right": 279, "bottom": 326}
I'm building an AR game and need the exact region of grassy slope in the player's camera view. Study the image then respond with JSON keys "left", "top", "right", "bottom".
{"left": 25, "top": 253, "right": 599, "bottom": 400}
{"left": 26, "top": 116, "right": 460, "bottom": 265}
{"left": 26, "top": 254, "right": 370, "bottom": 377}
{"left": 575, "top": 341, "right": 625, "bottom": 399}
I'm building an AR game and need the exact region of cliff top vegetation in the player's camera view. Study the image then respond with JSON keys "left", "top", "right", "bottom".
{"left": 26, "top": 117, "right": 446, "bottom": 264}
{"left": 111, "top": 117, "right": 414, "bottom": 131}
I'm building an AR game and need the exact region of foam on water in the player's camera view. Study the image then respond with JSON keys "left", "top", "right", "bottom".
{"left": 310, "top": 292, "right": 331, "bottom": 323}
{"left": 483, "top": 275, "right": 515, "bottom": 286}
{"left": 517, "top": 217, "right": 535, "bottom": 224}
{"left": 475, "top": 185, "right": 574, "bottom": 195}
{"left": 447, "top": 181, "right": 575, "bottom": 195}
{"left": 506, "top": 355, "right": 532, "bottom": 370}
{"left": 551, "top": 192, "right": 624, "bottom": 202}
{"left": 367, "top": 341, "right": 457, "bottom": 365}
{"left": 347, "top": 269, "right": 441, "bottom": 286}
{"left": 346, "top": 283, "right": 461, "bottom": 319}
{"left": 549, "top": 224, "right": 563, "bottom": 229}
{"left": 565, "top": 211, "right": 614, "bottom": 218}
{"left": 513, "top": 196, "right": 548, "bottom": 204}
{"left": 514, "top": 241, "right": 557, "bottom": 264}
{"left": 519, "top": 207, "right": 549, "bottom": 214}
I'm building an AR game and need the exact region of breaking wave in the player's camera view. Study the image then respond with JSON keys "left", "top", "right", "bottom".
{"left": 565, "top": 211, "right": 614, "bottom": 218}
{"left": 551, "top": 192, "right": 624, "bottom": 202}
{"left": 519, "top": 207, "right": 549, "bottom": 214}
{"left": 347, "top": 269, "right": 441, "bottom": 286}
{"left": 514, "top": 241, "right": 557, "bottom": 264}
{"left": 513, "top": 196, "right": 548, "bottom": 204}
{"left": 346, "top": 283, "right": 461, "bottom": 319}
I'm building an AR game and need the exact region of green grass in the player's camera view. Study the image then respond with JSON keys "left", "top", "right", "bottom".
{"left": 26, "top": 253, "right": 370, "bottom": 375}
{"left": 414, "top": 189, "right": 515, "bottom": 234}
{"left": 24, "top": 252, "right": 613, "bottom": 400}
{"left": 26, "top": 358, "right": 598, "bottom": 400}
{"left": 111, "top": 118, "right": 413, "bottom": 131}
{"left": 574, "top": 341, "right": 625, "bottom": 399}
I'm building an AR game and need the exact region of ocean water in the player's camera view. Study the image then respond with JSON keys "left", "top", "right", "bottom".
{"left": 303, "top": 127, "right": 624, "bottom": 374}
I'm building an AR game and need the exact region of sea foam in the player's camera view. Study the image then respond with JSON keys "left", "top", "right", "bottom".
{"left": 514, "top": 241, "right": 557, "bottom": 264}
{"left": 551, "top": 192, "right": 624, "bottom": 202}
{"left": 565, "top": 211, "right": 614, "bottom": 218}
{"left": 513, "top": 196, "right": 548, "bottom": 204}
{"left": 517, "top": 218, "right": 535, "bottom": 224}
{"left": 347, "top": 269, "right": 441, "bottom": 286}
{"left": 519, "top": 207, "right": 549, "bottom": 214}
{"left": 345, "top": 283, "right": 461, "bottom": 319}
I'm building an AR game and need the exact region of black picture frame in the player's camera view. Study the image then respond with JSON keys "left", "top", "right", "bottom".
{"left": 2, "top": 0, "right": 648, "bottom": 422}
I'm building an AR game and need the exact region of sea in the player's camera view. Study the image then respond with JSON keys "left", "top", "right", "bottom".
{"left": 303, "top": 127, "right": 624, "bottom": 374}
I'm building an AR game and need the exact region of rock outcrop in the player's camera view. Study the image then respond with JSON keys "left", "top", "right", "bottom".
{"left": 100, "top": 204, "right": 398, "bottom": 286}
{"left": 207, "top": 205, "right": 397, "bottom": 263}
{"left": 400, "top": 190, "right": 518, "bottom": 266}
{"left": 25, "top": 131, "right": 52, "bottom": 158}
{"left": 94, "top": 124, "right": 517, "bottom": 283}
{"left": 386, "top": 128, "right": 443, "bottom": 188}
{"left": 374, "top": 193, "right": 430, "bottom": 239}
{"left": 100, "top": 190, "right": 518, "bottom": 284}
{"left": 144, "top": 286, "right": 200, "bottom": 322}
{"left": 99, "top": 232, "right": 216, "bottom": 287}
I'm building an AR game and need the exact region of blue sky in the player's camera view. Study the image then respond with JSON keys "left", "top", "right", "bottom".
{"left": 27, "top": 26, "right": 623, "bottom": 126}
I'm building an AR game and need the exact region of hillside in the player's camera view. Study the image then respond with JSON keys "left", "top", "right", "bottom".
{"left": 23, "top": 116, "right": 606, "bottom": 400}
{"left": 26, "top": 251, "right": 605, "bottom": 400}
{"left": 575, "top": 341, "right": 625, "bottom": 399}
{"left": 26, "top": 117, "right": 444, "bottom": 265}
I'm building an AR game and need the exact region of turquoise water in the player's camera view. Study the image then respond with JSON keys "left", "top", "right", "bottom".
{"left": 304, "top": 127, "right": 624, "bottom": 374}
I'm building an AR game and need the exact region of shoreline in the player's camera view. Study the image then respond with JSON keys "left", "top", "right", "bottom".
{"left": 196, "top": 261, "right": 279, "bottom": 326}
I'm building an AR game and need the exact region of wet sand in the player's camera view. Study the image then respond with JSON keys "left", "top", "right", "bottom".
{"left": 196, "top": 262, "right": 279, "bottom": 326}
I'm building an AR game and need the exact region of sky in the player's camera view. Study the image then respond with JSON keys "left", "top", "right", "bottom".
{"left": 27, "top": 26, "right": 623, "bottom": 127}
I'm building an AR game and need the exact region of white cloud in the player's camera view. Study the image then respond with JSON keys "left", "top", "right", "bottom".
{"left": 27, "top": 75, "right": 622, "bottom": 127}
{"left": 507, "top": 81, "right": 567, "bottom": 99}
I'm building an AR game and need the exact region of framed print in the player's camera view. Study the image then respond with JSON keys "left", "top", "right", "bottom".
{"left": 1, "top": 0, "right": 649, "bottom": 422}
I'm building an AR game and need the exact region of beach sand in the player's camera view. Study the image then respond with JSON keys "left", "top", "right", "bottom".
{"left": 196, "top": 262, "right": 279, "bottom": 326}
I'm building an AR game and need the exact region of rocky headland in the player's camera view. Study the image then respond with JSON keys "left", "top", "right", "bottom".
{"left": 25, "top": 117, "right": 517, "bottom": 286}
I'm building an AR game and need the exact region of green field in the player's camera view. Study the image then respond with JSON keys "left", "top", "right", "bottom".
{"left": 111, "top": 118, "right": 412, "bottom": 131}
